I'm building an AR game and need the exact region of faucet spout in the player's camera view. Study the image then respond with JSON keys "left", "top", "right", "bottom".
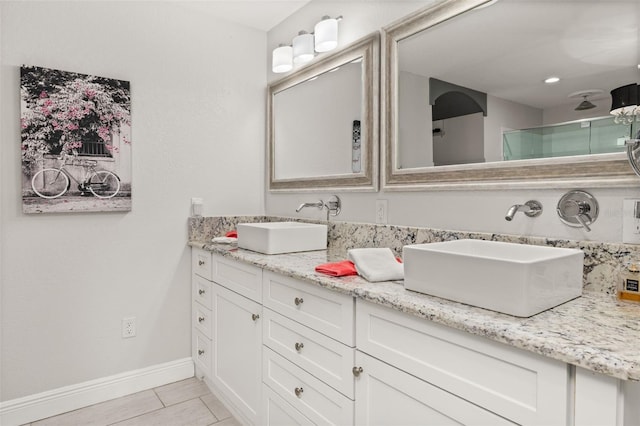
{"left": 505, "top": 200, "right": 543, "bottom": 221}
{"left": 295, "top": 200, "right": 324, "bottom": 213}
{"left": 505, "top": 204, "right": 529, "bottom": 221}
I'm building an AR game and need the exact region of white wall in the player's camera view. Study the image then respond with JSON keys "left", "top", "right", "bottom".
{"left": 1, "top": 1, "right": 265, "bottom": 401}
{"left": 265, "top": 0, "right": 640, "bottom": 244}
{"left": 398, "top": 71, "right": 433, "bottom": 169}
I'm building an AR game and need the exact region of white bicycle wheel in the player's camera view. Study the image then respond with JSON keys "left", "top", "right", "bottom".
{"left": 88, "top": 170, "right": 120, "bottom": 199}
{"left": 31, "top": 168, "right": 70, "bottom": 199}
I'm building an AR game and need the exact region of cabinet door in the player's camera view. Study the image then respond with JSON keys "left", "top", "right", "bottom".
{"left": 354, "top": 351, "right": 515, "bottom": 426}
{"left": 356, "top": 300, "right": 568, "bottom": 425}
{"left": 263, "top": 384, "right": 314, "bottom": 426}
{"left": 212, "top": 283, "right": 262, "bottom": 425}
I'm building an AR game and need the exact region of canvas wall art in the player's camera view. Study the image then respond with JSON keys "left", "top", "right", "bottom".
{"left": 21, "top": 65, "right": 132, "bottom": 213}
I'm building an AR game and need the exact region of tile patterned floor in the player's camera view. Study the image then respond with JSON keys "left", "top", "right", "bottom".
{"left": 25, "top": 378, "right": 241, "bottom": 426}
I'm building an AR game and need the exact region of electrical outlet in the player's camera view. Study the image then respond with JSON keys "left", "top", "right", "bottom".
{"left": 122, "top": 317, "right": 136, "bottom": 338}
{"left": 623, "top": 199, "right": 640, "bottom": 244}
{"left": 376, "top": 199, "right": 388, "bottom": 224}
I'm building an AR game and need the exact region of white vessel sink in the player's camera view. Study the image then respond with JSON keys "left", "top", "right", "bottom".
{"left": 403, "top": 240, "right": 584, "bottom": 317}
{"left": 237, "top": 222, "right": 327, "bottom": 255}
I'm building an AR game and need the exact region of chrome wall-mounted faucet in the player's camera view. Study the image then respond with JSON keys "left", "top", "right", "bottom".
{"left": 295, "top": 200, "right": 324, "bottom": 213}
{"left": 296, "top": 195, "right": 341, "bottom": 218}
{"left": 505, "top": 200, "right": 543, "bottom": 221}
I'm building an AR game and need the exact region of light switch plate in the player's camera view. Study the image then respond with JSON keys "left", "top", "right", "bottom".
{"left": 622, "top": 199, "right": 640, "bottom": 244}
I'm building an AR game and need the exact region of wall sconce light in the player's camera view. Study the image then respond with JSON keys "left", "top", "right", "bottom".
{"left": 610, "top": 83, "right": 639, "bottom": 125}
{"left": 272, "top": 15, "right": 343, "bottom": 73}
{"left": 272, "top": 44, "right": 293, "bottom": 73}
{"left": 292, "top": 31, "right": 315, "bottom": 64}
{"left": 314, "top": 16, "right": 342, "bottom": 52}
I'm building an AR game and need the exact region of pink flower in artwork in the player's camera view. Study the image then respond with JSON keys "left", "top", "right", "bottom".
{"left": 40, "top": 106, "right": 51, "bottom": 116}
{"left": 43, "top": 98, "right": 53, "bottom": 107}
{"left": 20, "top": 118, "right": 27, "bottom": 129}
{"left": 52, "top": 120, "right": 61, "bottom": 130}
{"left": 105, "top": 144, "right": 119, "bottom": 153}
{"left": 39, "top": 91, "right": 48, "bottom": 98}
{"left": 98, "top": 126, "right": 111, "bottom": 141}
{"left": 85, "top": 88, "right": 96, "bottom": 99}
{"left": 66, "top": 123, "right": 79, "bottom": 131}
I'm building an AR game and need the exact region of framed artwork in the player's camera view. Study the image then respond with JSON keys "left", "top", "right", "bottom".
{"left": 20, "top": 65, "right": 132, "bottom": 213}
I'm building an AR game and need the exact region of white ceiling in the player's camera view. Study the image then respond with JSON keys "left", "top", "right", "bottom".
{"left": 169, "top": 0, "right": 312, "bottom": 31}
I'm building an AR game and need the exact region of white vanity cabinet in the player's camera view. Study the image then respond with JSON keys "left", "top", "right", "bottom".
{"left": 192, "top": 248, "right": 639, "bottom": 426}
{"left": 261, "top": 271, "right": 356, "bottom": 425}
{"left": 191, "top": 249, "right": 263, "bottom": 425}
{"left": 355, "top": 300, "right": 569, "bottom": 426}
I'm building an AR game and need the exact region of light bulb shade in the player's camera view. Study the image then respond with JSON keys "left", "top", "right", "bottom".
{"left": 272, "top": 45, "right": 293, "bottom": 73}
{"left": 314, "top": 17, "right": 338, "bottom": 52}
{"left": 610, "top": 83, "right": 639, "bottom": 116}
{"left": 293, "top": 32, "right": 314, "bottom": 64}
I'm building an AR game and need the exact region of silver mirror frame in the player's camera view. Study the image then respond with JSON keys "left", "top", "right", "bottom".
{"left": 381, "top": 0, "right": 637, "bottom": 190}
{"left": 268, "top": 32, "right": 380, "bottom": 192}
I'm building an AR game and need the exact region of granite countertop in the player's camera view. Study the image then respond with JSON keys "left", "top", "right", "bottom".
{"left": 189, "top": 240, "right": 640, "bottom": 382}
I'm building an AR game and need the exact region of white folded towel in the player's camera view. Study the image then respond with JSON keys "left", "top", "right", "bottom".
{"left": 347, "top": 248, "right": 404, "bottom": 282}
{"left": 211, "top": 236, "right": 237, "bottom": 244}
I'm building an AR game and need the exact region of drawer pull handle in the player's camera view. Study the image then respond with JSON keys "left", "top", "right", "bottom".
{"left": 295, "top": 342, "right": 304, "bottom": 352}
{"left": 252, "top": 313, "right": 260, "bottom": 321}
{"left": 294, "top": 387, "right": 304, "bottom": 398}
{"left": 198, "top": 260, "right": 205, "bottom": 266}
{"left": 294, "top": 297, "right": 304, "bottom": 306}
{"left": 198, "top": 316, "right": 205, "bottom": 323}
{"left": 198, "top": 349, "right": 205, "bottom": 355}
{"left": 198, "top": 289, "right": 205, "bottom": 295}
{"left": 352, "top": 366, "right": 363, "bottom": 377}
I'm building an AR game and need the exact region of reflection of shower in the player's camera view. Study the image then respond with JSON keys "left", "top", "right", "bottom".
{"left": 569, "top": 89, "right": 603, "bottom": 111}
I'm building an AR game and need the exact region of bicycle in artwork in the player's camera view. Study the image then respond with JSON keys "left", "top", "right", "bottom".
{"left": 31, "top": 153, "right": 121, "bottom": 199}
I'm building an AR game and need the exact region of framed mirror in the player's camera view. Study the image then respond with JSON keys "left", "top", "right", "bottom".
{"left": 382, "top": 0, "right": 639, "bottom": 190}
{"left": 268, "top": 33, "right": 380, "bottom": 192}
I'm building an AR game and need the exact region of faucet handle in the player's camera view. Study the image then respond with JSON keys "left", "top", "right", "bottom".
{"left": 557, "top": 190, "right": 598, "bottom": 232}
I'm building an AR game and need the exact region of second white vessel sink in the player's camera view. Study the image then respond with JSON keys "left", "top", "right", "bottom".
{"left": 237, "top": 222, "right": 327, "bottom": 255}
{"left": 403, "top": 239, "right": 584, "bottom": 317}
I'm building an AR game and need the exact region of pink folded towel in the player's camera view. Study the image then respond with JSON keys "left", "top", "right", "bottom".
{"left": 315, "top": 260, "right": 358, "bottom": 277}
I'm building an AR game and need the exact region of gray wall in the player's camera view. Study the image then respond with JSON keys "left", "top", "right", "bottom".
{"left": 1, "top": 1, "right": 266, "bottom": 401}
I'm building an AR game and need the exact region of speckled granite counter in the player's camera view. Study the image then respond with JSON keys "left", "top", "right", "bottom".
{"left": 189, "top": 240, "right": 640, "bottom": 382}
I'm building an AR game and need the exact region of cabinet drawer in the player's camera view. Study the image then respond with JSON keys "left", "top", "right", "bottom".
{"left": 192, "top": 248, "right": 213, "bottom": 280}
{"left": 193, "top": 301, "right": 212, "bottom": 339}
{"left": 263, "top": 347, "right": 354, "bottom": 426}
{"left": 263, "top": 271, "right": 355, "bottom": 346}
{"left": 354, "top": 351, "right": 515, "bottom": 426}
{"left": 356, "top": 300, "right": 569, "bottom": 426}
{"left": 212, "top": 254, "right": 262, "bottom": 303}
{"left": 192, "top": 330, "right": 212, "bottom": 379}
{"left": 263, "top": 308, "right": 355, "bottom": 399}
{"left": 263, "top": 384, "right": 314, "bottom": 426}
{"left": 193, "top": 274, "right": 213, "bottom": 310}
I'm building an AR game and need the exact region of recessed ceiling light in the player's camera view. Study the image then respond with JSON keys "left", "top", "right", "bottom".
{"left": 544, "top": 77, "right": 560, "bottom": 84}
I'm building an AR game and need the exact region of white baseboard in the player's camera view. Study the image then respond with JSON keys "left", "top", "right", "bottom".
{"left": 0, "top": 357, "right": 194, "bottom": 426}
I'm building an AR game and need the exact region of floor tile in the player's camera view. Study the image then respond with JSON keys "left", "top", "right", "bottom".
{"left": 200, "top": 393, "right": 232, "bottom": 421}
{"left": 211, "top": 417, "right": 242, "bottom": 426}
{"left": 32, "top": 390, "right": 163, "bottom": 426}
{"left": 112, "top": 398, "right": 215, "bottom": 426}
{"left": 153, "top": 377, "right": 210, "bottom": 407}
